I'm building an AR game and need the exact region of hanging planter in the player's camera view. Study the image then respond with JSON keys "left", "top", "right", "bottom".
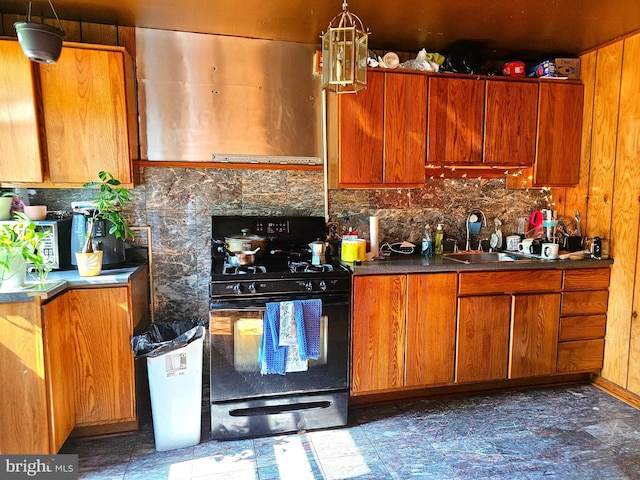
{"left": 14, "top": 0, "right": 65, "bottom": 64}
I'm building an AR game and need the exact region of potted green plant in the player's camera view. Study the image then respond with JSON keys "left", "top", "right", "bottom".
{"left": 75, "top": 171, "right": 134, "bottom": 276}
{"left": 0, "top": 212, "right": 48, "bottom": 290}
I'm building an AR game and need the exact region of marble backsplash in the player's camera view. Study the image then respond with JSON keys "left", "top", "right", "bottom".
{"left": 30, "top": 167, "right": 545, "bottom": 321}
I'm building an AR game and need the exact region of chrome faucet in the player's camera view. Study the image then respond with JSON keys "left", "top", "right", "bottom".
{"left": 466, "top": 209, "right": 488, "bottom": 251}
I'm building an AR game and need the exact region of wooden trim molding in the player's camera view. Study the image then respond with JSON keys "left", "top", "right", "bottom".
{"left": 591, "top": 375, "right": 640, "bottom": 410}
{"left": 349, "top": 373, "right": 591, "bottom": 405}
{"left": 137, "top": 160, "right": 323, "bottom": 171}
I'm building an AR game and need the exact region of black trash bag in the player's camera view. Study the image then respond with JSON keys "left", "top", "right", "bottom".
{"left": 131, "top": 318, "right": 206, "bottom": 358}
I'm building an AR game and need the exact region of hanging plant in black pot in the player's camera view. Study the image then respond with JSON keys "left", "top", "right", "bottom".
{"left": 14, "top": 0, "right": 65, "bottom": 64}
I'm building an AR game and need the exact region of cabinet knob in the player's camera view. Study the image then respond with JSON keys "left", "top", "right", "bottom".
{"left": 633, "top": 311, "right": 638, "bottom": 319}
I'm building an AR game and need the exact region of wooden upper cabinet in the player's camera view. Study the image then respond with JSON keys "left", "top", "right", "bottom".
{"left": 384, "top": 73, "right": 427, "bottom": 185}
{"left": 39, "top": 46, "right": 137, "bottom": 185}
{"left": 484, "top": 80, "right": 538, "bottom": 166}
{"left": 0, "top": 40, "right": 44, "bottom": 183}
{"left": 427, "top": 76, "right": 484, "bottom": 164}
{"left": 534, "top": 82, "right": 584, "bottom": 186}
{"left": 338, "top": 70, "right": 384, "bottom": 185}
{"left": 333, "top": 70, "right": 426, "bottom": 187}
{"left": 351, "top": 275, "right": 406, "bottom": 394}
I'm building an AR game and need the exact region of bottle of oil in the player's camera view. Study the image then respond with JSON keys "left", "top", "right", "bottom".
{"left": 435, "top": 223, "right": 444, "bottom": 255}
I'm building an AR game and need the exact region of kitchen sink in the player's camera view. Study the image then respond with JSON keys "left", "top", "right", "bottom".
{"left": 443, "top": 251, "right": 537, "bottom": 264}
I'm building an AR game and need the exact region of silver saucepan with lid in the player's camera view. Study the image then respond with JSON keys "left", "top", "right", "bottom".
{"left": 225, "top": 229, "right": 266, "bottom": 256}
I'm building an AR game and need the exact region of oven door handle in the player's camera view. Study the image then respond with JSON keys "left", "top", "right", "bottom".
{"left": 210, "top": 297, "right": 349, "bottom": 311}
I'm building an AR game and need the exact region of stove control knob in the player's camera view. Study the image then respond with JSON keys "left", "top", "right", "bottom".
{"left": 319, "top": 280, "right": 327, "bottom": 291}
{"left": 232, "top": 283, "right": 243, "bottom": 295}
{"left": 304, "top": 281, "right": 313, "bottom": 291}
{"left": 248, "top": 282, "right": 257, "bottom": 294}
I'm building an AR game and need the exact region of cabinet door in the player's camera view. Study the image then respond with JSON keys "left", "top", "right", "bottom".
{"left": 0, "top": 302, "right": 49, "bottom": 453}
{"left": 406, "top": 273, "right": 457, "bottom": 386}
{"left": 484, "top": 81, "right": 538, "bottom": 166}
{"left": 0, "top": 40, "right": 44, "bottom": 183}
{"left": 39, "top": 47, "right": 134, "bottom": 185}
{"left": 338, "top": 70, "right": 384, "bottom": 185}
{"left": 42, "top": 293, "right": 75, "bottom": 452}
{"left": 535, "top": 82, "right": 583, "bottom": 186}
{"left": 427, "top": 77, "right": 484, "bottom": 164}
{"left": 384, "top": 73, "right": 427, "bottom": 184}
{"left": 457, "top": 295, "right": 511, "bottom": 383}
{"left": 510, "top": 293, "right": 561, "bottom": 378}
{"left": 351, "top": 275, "right": 406, "bottom": 394}
{"left": 69, "top": 287, "right": 136, "bottom": 425}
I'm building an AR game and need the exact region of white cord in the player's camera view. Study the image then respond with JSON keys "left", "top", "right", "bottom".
{"left": 379, "top": 242, "right": 415, "bottom": 255}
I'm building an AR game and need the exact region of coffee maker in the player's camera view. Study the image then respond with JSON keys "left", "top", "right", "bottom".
{"left": 70, "top": 203, "right": 126, "bottom": 268}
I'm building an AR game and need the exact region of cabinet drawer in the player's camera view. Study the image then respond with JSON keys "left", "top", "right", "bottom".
{"left": 559, "top": 315, "right": 606, "bottom": 341}
{"left": 561, "top": 290, "right": 608, "bottom": 315}
{"left": 557, "top": 339, "right": 604, "bottom": 373}
{"left": 563, "top": 268, "right": 611, "bottom": 291}
{"left": 458, "top": 270, "right": 561, "bottom": 295}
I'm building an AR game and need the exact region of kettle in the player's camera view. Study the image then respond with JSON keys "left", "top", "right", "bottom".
{"left": 309, "top": 240, "right": 328, "bottom": 265}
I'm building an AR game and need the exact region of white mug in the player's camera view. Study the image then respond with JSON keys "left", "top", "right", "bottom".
{"left": 542, "top": 243, "right": 559, "bottom": 259}
{"left": 506, "top": 235, "right": 520, "bottom": 251}
{"left": 518, "top": 238, "right": 533, "bottom": 253}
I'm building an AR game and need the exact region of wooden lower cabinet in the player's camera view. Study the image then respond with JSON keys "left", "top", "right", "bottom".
{"left": 351, "top": 272, "right": 458, "bottom": 394}
{"left": 0, "top": 300, "right": 51, "bottom": 453}
{"left": 42, "top": 293, "right": 75, "bottom": 453}
{"left": 457, "top": 295, "right": 511, "bottom": 383}
{"left": 351, "top": 266, "right": 610, "bottom": 399}
{"left": 0, "top": 267, "right": 150, "bottom": 453}
{"left": 510, "top": 294, "right": 561, "bottom": 378}
{"left": 557, "top": 268, "right": 610, "bottom": 373}
{"left": 69, "top": 287, "right": 136, "bottom": 428}
{"left": 405, "top": 273, "right": 457, "bottom": 386}
{"left": 351, "top": 275, "right": 406, "bottom": 394}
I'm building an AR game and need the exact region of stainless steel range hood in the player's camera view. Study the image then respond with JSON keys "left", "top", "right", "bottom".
{"left": 136, "top": 28, "right": 322, "bottom": 165}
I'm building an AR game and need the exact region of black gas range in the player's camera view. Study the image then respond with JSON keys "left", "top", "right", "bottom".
{"left": 209, "top": 215, "right": 352, "bottom": 440}
{"left": 210, "top": 215, "right": 350, "bottom": 300}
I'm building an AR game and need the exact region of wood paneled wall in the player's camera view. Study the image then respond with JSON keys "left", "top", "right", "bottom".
{"left": 576, "top": 31, "right": 640, "bottom": 392}
{"left": 0, "top": 13, "right": 135, "bottom": 57}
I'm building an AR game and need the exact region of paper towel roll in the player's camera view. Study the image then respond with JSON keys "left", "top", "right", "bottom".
{"left": 369, "top": 216, "right": 379, "bottom": 255}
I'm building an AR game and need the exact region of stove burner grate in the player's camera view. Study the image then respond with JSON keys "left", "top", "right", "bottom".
{"left": 289, "top": 262, "right": 334, "bottom": 273}
{"left": 223, "top": 265, "right": 267, "bottom": 275}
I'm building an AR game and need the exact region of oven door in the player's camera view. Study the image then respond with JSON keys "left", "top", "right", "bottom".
{"left": 209, "top": 293, "right": 350, "bottom": 402}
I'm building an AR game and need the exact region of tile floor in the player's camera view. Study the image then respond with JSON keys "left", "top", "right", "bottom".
{"left": 60, "top": 384, "right": 640, "bottom": 480}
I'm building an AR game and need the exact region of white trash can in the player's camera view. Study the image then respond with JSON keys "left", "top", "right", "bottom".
{"left": 145, "top": 325, "right": 205, "bottom": 451}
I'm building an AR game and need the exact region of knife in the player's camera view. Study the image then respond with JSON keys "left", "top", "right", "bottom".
{"left": 574, "top": 210, "right": 581, "bottom": 237}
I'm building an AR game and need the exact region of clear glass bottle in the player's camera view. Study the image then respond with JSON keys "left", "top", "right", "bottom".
{"left": 421, "top": 225, "right": 433, "bottom": 257}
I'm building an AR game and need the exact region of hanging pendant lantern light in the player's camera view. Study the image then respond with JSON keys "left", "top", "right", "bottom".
{"left": 321, "top": 1, "right": 370, "bottom": 94}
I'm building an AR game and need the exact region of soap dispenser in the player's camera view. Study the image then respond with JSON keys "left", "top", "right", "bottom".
{"left": 435, "top": 223, "right": 444, "bottom": 255}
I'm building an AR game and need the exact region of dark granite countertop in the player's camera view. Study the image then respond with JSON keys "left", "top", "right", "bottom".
{"left": 0, "top": 265, "right": 146, "bottom": 304}
{"left": 347, "top": 253, "right": 613, "bottom": 276}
